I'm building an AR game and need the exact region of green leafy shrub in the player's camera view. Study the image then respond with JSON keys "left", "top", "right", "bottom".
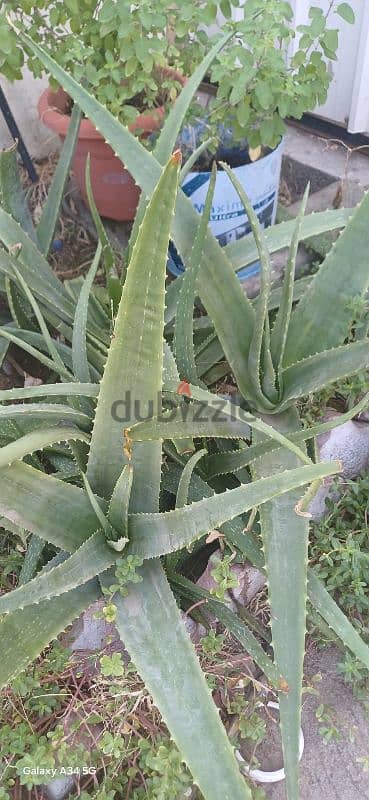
{"left": 2, "top": 0, "right": 354, "bottom": 148}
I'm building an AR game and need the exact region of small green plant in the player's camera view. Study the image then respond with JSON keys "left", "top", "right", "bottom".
{"left": 210, "top": 552, "right": 239, "bottom": 601}
{"left": 315, "top": 703, "right": 341, "bottom": 744}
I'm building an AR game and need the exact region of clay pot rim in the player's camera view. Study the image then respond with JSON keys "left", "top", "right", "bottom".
{"left": 38, "top": 68, "right": 187, "bottom": 141}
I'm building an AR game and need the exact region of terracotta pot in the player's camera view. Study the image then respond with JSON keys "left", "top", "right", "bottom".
{"left": 38, "top": 70, "right": 185, "bottom": 221}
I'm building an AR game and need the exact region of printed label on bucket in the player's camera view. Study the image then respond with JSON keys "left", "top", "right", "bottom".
{"left": 167, "top": 139, "right": 284, "bottom": 279}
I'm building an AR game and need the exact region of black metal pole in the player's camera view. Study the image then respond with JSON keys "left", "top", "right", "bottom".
{"left": 0, "top": 83, "right": 38, "bottom": 182}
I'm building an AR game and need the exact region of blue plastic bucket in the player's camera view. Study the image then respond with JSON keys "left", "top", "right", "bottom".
{"left": 167, "top": 139, "right": 284, "bottom": 279}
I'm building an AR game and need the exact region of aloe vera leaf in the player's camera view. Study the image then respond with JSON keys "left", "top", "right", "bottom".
{"left": 0, "top": 403, "right": 91, "bottom": 430}
{"left": 9, "top": 326, "right": 102, "bottom": 381}
{"left": 18, "top": 535, "right": 44, "bottom": 585}
{"left": 0, "top": 383, "right": 99, "bottom": 402}
{"left": 108, "top": 464, "right": 133, "bottom": 540}
{"left": 128, "top": 34, "right": 232, "bottom": 254}
{"left": 85, "top": 158, "right": 120, "bottom": 311}
{"left": 19, "top": 33, "right": 257, "bottom": 404}
{"left": 155, "top": 32, "right": 232, "bottom": 164}
{"left": 128, "top": 405, "right": 251, "bottom": 442}
{"left": 0, "top": 426, "right": 89, "bottom": 469}
{"left": 225, "top": 208, "right": 352, "bottom": 275}
{"left": 280, "top": 339, "right": 369, "bottom": 408}
{"left": 0, "top": 455, "right": 340, "bottom": 563}
{"left": 180, "top": 138, "right": 213, "bottom": 181}
{"left": 175, "top": 449, "right": 207, "bottom": 509}
{"left": 194, "top": 330, "right": 224, "bottom": 377}
{"left": 0, "top": 145, "right": 35, "bottom": 239}
{"left": 0, "top": 462, "right": 102, "bottom": 552}
{"left": 173, "top": 575, "right": 281, "bottom": 688}
{"left": 127, "top": 460, "right": 340, "bottom": 558}
{"left": 0, "top": 207, "right": 67, "bottom": 294}
{"left": 174, "top": 164, "right": 216, "bottom": 384}
{"left": 37, "top": 104, "right": 82, "bottom": 256}
{"left": 220, "top": 162, "right": 275, "bottom": 407}
{"left": 72, "top": 243, "right": 102, "bottom": 382}
{"left": 164, "top": 208, "right": 350, "bottom": 329}
{"left": 162, "top": 380, "right": 311, "bottom": 464}
{"left": 162, "top": 461, "right": 264, "bottom": 569}
{"left": 0, "top": 246, "right": 75, "bottom": 330}
{"left": 12, "top": 263, "right": 71, "bottom": 377}
{"left": 102, "top": 562, "right": 252, "bottom": 800}
{"left": 307, "top": 571, "right": 369, "bottom": 669}
{"left": 271, "top": 185, "right": 309, "bottom": 376}
{"left": 0, "top": 529, "right": 116, "bottom": 614}
{"left": 163, "top": 341, "right": 194, "bottom": 454}
{"left": 0, "top": 578, "right": 100, "bottom": 688}
{"left": 0, "top": 326, "right": 73, "bottom": 382}
{"left": 251, "top": 409, "right": 309, "bottom": 800}
{"left": 202, "top": 389, "right": 369, "bottom": 477}
{"left": 87, "top": 153, "right": 181, "bottom": 498}
{"left": 284, "top": 191, "right": 369, "bottom": 365}
{"left": 5, "top": 275, "right": 37, "bottom": 330}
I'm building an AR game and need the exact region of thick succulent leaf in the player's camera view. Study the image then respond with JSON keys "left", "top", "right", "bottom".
{"left": 0, "top": 462, "right": 102, "bottom": 552}
{"left": 128, "top": 406, "right": 251, "bottom": 442}
{"left": 173, "top": 575, "right": 281, "bottom": 688}
{"left": 165, "top": 210, "right": 350, "bottom": 326}
{"left": 280, "top": 339, "right": 369, "bottom": 408}
{"left": 0, "top": 426, "right": 90, "bottom": 469}
{"left": 155, "top": 32, "right": 232, "bottom": 164}
{"left": 72, "top": 242, "right": 102, "bottom": 382}
{"left": 175, "top": 449, "right": 207, "bottom": 509}
{"left": 0, "top": 403, "right": 91, "bottom": 430}
{"left": 85, "top": 158, "right": 120, "bottom": 311}
{"left": 0, "top": 530, "right": 115, "bottom": 614}
{"left": 202, "top": 390, "right": 369, "bottom": 477}
{"left": 220, "top": 162, "right": 275, "bottom": 407}
{"left": 0, "top": 145, "right": 35, "bottom": 240}
{"left": 271, "top": 185, "right": 309, "bottom": 376}
{"left": 307, "top": 571, "right": 369, "bottom": 670}
{"left": 180, "top": 138, "right": 213, "bottom": 181}
{"left": 37, "top": 104, "right": 82, "bottom": 256}
{"left": 0, "top": 578, "right": 100, "bottom": 688}
{"left": 0, "top": 458, "right": 340, "bottom": 561}
{"left": 0, "top": 242, "right": 75, "bottom": 330}
{"left": 162, "top": 380, "right": 311, "bottom": 464}
{"left": 174, "top": 164, "right": 216, "bottom": 384}
{"left": 108, "top": 464, "right": 133, "bottom": 540}
{"left": 251, "top": 409, "right": 309, "bottom": 800}
{"left": 129, "top": 34, "right": 232, "bottom": 252}
{"left": 87, "top": 153, "right": 181, "bottom": 499}
{"left": 12, "top": 263, "right": 71, "bottom": 377}
{"left": 0, "top": 383, "right": 99, "bottom": 402}
{"left": 19, "top": 33, "right": 257, "bottom": 404}
{"left": 102, "top": 562, "right": 252, "bottom": 800}
{"left": 18, "top": 535, "right": 45, "bottom": 584}
{"left": 225, "top": 208, "right": 352, "bottom": 276}
{"left": 0, "top": 325, "right": 73, "bottom": 381}
{"left": 284, "top": 191, "right": 369, "bottom": 365}
{"left": 162, "top": 461, "right": 264, "bottom": 569}
{"left": 127, "top": 460, "right": 340, "bottom": 559}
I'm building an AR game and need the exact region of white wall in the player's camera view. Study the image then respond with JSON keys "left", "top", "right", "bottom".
{"left": 289, "top": 0, "right": 369, "bottom": 134}
{"left": 0, "top": 68, "right": 60, "bottom": 158}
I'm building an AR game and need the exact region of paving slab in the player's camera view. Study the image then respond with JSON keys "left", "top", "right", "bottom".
{"left": 284, "top": 126, "right": 369, "bottom": 189}
{"left": 262, "top": 646, "right": 369, "bottom": 800}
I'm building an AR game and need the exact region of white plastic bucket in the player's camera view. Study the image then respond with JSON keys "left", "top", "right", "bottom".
{"left": 168, "top": 139, "right": 284, "bottom": 279}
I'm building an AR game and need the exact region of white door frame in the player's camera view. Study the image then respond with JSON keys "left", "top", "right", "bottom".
{"left": 349, "top": 3, "right": 369, "bottom": 133}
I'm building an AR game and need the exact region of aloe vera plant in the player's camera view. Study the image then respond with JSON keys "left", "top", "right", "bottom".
{"left": 0, "top": 32, "right": 369, "bottom": 800}
{"left": 0, "top": 149, "right": 343, "bottom": 800}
